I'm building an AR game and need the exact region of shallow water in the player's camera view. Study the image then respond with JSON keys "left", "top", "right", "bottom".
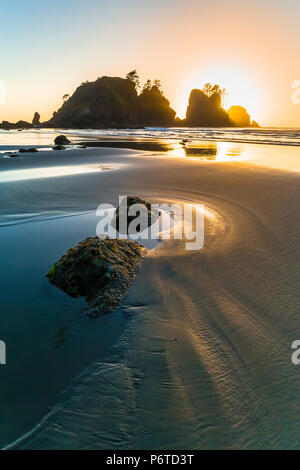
{"left": 0, "top": 212, "right": 127, "bottom": 448}
{"left": 1, "top": 133, "right": 300, "bottom": 449}
{"left": 1, "top": 126, "right": 300, "bottom": 147}
{"left": 1, "top": 128, "right": 300, "bottom": 172}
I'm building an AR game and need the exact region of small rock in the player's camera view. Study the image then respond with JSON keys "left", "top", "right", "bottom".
{"left": 54, "top": 135, "right": 71, "bottom": 146}
{"left": 114, "top": 196, "right": 159, "bottom": 234}
{"left": 7, "top": 152, "right": 19, "bottom": 158}
{"left": 19, "top": 147, "right": 39, "bottom": 153}
{"left": 52, "top": 145, "right": 65, "bottom": 151}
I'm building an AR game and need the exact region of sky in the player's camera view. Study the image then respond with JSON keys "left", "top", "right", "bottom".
{"left": 0, "top": 0, "right": 299, "bottom": 126}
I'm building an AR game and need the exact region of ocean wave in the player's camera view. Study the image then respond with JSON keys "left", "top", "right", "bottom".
{"left": 0, "top": 127, "right": 300, "bottom": 149}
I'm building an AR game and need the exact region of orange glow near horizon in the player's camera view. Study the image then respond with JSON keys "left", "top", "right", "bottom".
{"left": 175, "top": 63, "right": 263, "bottom": 121}
{"left": 0, "top": 1, "right": 299, "bottom": 127}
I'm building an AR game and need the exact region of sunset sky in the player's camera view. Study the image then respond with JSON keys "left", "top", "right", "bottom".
{"left": 1, "top": 0, "right": 299, "bottom": 126}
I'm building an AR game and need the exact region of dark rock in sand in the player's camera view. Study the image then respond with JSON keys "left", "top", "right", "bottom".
{"left": 52, "top": 145, "right": 66, "bottom": 151}
{"left": 47, "top": 237, "right": 146, "bottom": 317}
{"left": 19, "top": 147, "right": 39, "bottom": 153}
{"left": 114, "top": 196, "right": 159, "bottom": 235}
{"left": 54, "top": 135, "right": 71, "bottom": 145}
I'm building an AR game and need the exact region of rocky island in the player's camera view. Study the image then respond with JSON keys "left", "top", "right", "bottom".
{"left": 0, "top": 71, "right": 259, "bottom": 130}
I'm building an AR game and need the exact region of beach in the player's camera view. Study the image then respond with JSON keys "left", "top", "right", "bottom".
{"left": 1, "top": 130, "right": 300, "bottom": 449}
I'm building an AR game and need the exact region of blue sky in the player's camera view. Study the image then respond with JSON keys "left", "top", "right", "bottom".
{"left": 0, "top": 0, "right": 299, "bottom": 125}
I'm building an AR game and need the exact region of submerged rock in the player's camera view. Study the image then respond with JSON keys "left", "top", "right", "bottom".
{"left": 52, "top": 145, "right": 66, "bottom": 151}
{"left": 54, "top": 135, "right": 71, "bottom": 145}
{"left": 47, "top": 237, "right": 146, "bottom": 317}
{"left": 7, "top": 152, "right": 19, "bottom": 158}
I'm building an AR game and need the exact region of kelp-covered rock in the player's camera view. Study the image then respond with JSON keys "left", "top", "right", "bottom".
{"left": 47, "top": 238, "right": 146, "bottom": 317}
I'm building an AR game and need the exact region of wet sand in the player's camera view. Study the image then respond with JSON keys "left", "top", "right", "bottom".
{"left": 2, "top": 145, "right": 300, "bottom": 449}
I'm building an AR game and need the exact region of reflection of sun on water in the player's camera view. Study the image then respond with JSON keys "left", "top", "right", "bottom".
{"left": 0, "top": 164, "right": 116, "bottom": 183}
{"left": 170, "top": 141, "right": 247, "bottom": 162}
{"left": 216, "top": 142, "right": 246, "bottom": 161}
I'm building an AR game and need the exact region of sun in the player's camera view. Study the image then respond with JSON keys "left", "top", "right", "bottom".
{"left": 176, "top": 63, "right": 262, "bottom": 121}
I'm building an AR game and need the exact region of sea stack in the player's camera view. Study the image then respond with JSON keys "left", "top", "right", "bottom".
{"left": 32, "top": 112, "right": 40, "bottom": 127}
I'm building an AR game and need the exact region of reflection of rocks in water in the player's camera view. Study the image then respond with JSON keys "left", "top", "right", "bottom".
{"left": 225, "top": 147, "right": 242, "bottom": 157}
{"left": 183, "top": 142, "right": 243, "bottom": 161}
{"left": 184, "top": 144, "right": 217, "bottom": 160}
{"left": 77, "top": 140, "right": 173, "bottom": 153}
{"left": 54, "top": 326, "right": 68, "bottom": 349}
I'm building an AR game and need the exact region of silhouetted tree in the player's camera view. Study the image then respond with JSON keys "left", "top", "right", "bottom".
{"left": 202, "top": 83, "right": 227, "bottom": 98}
{"left": 126, "top": 70, "right": 140, "bottom": 90}
{"left": 202, "top": 83, "right": 213, "bottom": 96}
{"left": 202, "top": 83, "right": 227, "bottom": 106}
{"left": 142, "top": 79, "right": 152, "bottom": 93}
{"left": 62, "top": 94, "right": 70, "bottom": 102}
{"left": 152, "top": 79, "right": 162, "bottom": 92}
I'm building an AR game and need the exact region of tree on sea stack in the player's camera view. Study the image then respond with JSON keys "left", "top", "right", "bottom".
{"left": 126, "top": 70, "right": 140, "bottom": 91}
{"left": 138, "top": 79, "right": 176, "bottom": 126}
{"left": 62, "top": 94, "right": 70, "bottom": 103}
{"left": 202, "top": 83, "right": 227, "bottom": 106}
{"left": 153, "top": 79, "right": 162, "bottom": 92}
